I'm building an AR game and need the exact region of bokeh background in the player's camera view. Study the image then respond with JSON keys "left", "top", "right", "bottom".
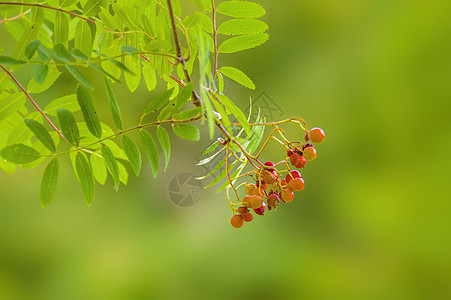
{"left": 1, "top": 0, "right": 451, "bottom": 299}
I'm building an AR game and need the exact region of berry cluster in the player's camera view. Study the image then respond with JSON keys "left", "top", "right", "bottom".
{"left": 230, "top": 127, "right": 325, "bottom": 228}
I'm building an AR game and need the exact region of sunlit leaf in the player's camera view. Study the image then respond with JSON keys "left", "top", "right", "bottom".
{"left": 142, "top": 88, "right": 174, "bottom": 114}
{"left": 215, "top": 93, "right": 251, "bottom": 136}
{"left": 219, "top": 66, "right": 255, "bottom": 89}
{"left": 172, "top": 124, "right": 200, "bottom": 141}
{"left": 0, "top": 143, "right": 41, "bottom": 164}
{"left": 54, "top": 11, "right": 69, "bottom": 47}
{"left": 44, "top": 94, "right": 80, "bottom": 116}
{"left": 90, "top": 153, "right": 107, "bottom": 185}
{"left": 173, "top": 107, "right": 202, "bottom": 120}
{"left": 158, "top": 82, "right": 193, "bottom": 120}
{"left": 121, "top": 135, "right": 141, "bottom": 177}
{"left": 24, "top": 119, "right": 56, "bottom": 153}
{"left": 40, "top": 158, "right": 59, "bottom": 207}
{"left": 27, "top": 65, "right": 61, "bottom": 94}
{"left": 216, "top": 1, "right": 266, "bottom": 18}
{"left": 156, "top": 126, "right": 170, "bottom": 171}
{"left": 74, "top": 21, "right": 92, "bottom": 57}
{"left": 218, "top": 19, "right": 268, "bottom": 36}
{"left": 219, "top": 33, "right": 269, "bottom": 54}
{"left": 140, "top": 130, "right": 159, "bottom": 178}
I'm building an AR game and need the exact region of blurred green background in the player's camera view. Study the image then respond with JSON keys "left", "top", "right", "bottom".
{"left": 1, "top": 0, "right": 451, "bottom": 299}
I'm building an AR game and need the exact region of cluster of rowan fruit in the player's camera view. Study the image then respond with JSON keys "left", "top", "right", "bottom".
{"left": 230, "top": 127, "right": 326, "bottom": 228}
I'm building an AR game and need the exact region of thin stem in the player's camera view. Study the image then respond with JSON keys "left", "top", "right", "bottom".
{"left": 0, "top": 64, "right": 69, "bottom": 143}
{"left": 211, "top": 0, "right": 219, "bottom": 79}
{"left": 0, "top": 9, "right": 30, "bottom": 23}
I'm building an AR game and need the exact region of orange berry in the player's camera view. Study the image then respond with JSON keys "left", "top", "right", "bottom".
{"left": 290, "top": 153, "right": 300, "bottom": 166}
{"left": 262, "top": 170, "right": 277, "bottom": 185}
{"left": 285, "top": 170, "right": 301, "bottom": 183}
{"left": 267, "top": 194, "right": 280, "bottom": 208}
{"left": 245, "top": 183, "right": 256, "bottom": 195}
{"left": 310, "top": 127, "right": 325, "bottom": 143}
{"left": 252, "top": 187, "right": 266, "bottom": 197}
{"left": 249, "top": 195, "right": 263, "bottom": 209}
{"left": 295, "top": 155, "right": 306, "bottom": 168}
{"left": 231, "top": 214, "right": 244, "bottom": 228}
{"left": 303, "top": 146, "right": 317, "bottom": 161}
{"left": 288, "top": 177, "right": 305, "bottom": 191}
{"left": 280, "top": 179, "right": 288, "bottom": 187}
{"left": 242, "top": 212, "right": 253, "bottom": 222}
{"left": 281, "top": 188, "right": 294, "bottom": 202}
{"left": 242, "top": 196, "right": 252, "bottom": 208}
{"left": 237, "top": 206, "right": 249, "bottom": 215}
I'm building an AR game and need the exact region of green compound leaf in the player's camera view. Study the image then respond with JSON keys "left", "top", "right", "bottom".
{"left": 216, "top": 1, "right": 266, "bottom": 18}
{"left": 57, "top": 108, "right": 80, "bottom": 147}
{"left": 76, "top": 84, "right": 102, "bottom": 138}
{"left": 0, "top": 143, "right": 41, "bottom": 164}
{"left": 24, "top": 119, "right": 56, "bottom": 153}
{"left": 219, "top": 66, "right": 255, "bottom": 89}
{"left": 25, "top": 40, "right": 41, "bottom": 59}
{"left": 104, "top": 77, "right": 122, "bottom": 130}
{"left": 121, "top": 135, "right": 142, "bottom": 177}
{"left": 90, "top": 153, "right": 107, "bottom": 185}
{"left": 142, "top": 88, "right": 174, "bottom": 115}
{"left": 65, "top": 65, "right": 93, "bottom": 89}
{"left": 75, "top": 152, "right": 95, "bottom": 206}
{"left": 33, "top": 64, "right": 48, "bottom": 84}
{"left": 156, "top": 126, "right": 171, "bottom": 171}
{"left": 40, "top": 158, "right": 59, "bottom": 208}
{"left": 158, "top": 82, "right": 193, "bottom": 121}
{"left": 0, "top": 55, "right": 25, "bottom": 65}
{"left": 140, "top": 130, "right": 159, "bottom": 178}
{"left": 101, "top": 143, "right": 120, "bottom": 190}
{"left": 172, "top": 124, "right": 200, "bottom": 141}
{"left": 218, "top": 33, "right": 269, "bottom": 54}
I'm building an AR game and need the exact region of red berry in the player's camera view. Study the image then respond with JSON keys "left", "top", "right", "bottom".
{"left": 245, "top": 183, "right": 256, "bottom": 196}
{"left": 285, "top": 170, "right": 301, "bottom": 183}
{"left": 303, "top": 146, "right": 317, "bottom": 161}
{"left": 280, "top": 179, "right": 288, "bottom": 187}
{"left": 264, "top": 161, "right": 275, "bottom": 167}
{"left": 287, "top": 148, "right": 294, "bottom": 157}
{"left": 295, "top": 155, "right": 306, "bottom": 168}
{"left": 310, "top": 127, "right": 325, "bottom": 143}
{"left": 267, "top": 194, "right": 280, "bottom": 208}
{"left": 249, "top": 195, "right": 263, "bottom": 209}
{"left": 281, "top": 188, "right": 294, "bottom": 202}
{"left": 242, "top": 212, "right": 254, "bottom": 222}
{"left": 253, "top": 202, "right": 266, "bottom": 215}
{"left": 237, "top": 206, "right": 249, "bottom": 215}
{"left": 288, "top": 177, "right": 305, "bottom": 192}
{"left": 231, "top": 214, "right": 244, "bottom": 228}
{"left": 290, "top": 153, "right": 300, "bottom": 166}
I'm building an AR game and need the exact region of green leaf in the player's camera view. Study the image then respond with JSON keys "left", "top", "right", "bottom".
{"left": 89, "top": 63, "right": 120, "bottom": 83}
{"left": 75, "top": 21, "right": 92, "bottom": 57}
{"left": 121, "top": 46, "right": 139, "bottom": 54}
{"left": 75, "top": 152, "right": 95, "bottom": 206}
{"left": 40, "top": 158, "right": 59, "bottom": 208}
{"left": 24, "top": 119, "right": 56, "bottom": 153}
{"left": 59, "top": 0, "right": 77, "bottom": 8}
{"left": 216, "top": 1, "right": 266, "bottom": 18}
{"left": 219, "top": 66, "right": 255, "bottom": 89}
{"left": 27, "top": 65, "right": 61, "bottom": 93}
{"left": 0, "top": 93, "right": 26, "bottom": 122}
{"left": 83, "top": 0, "right": 108, "bottom": 17}
{"left": 158, "top": 82, "right": 194, "bottom": 120}
{"left": 218, "top": 33, "right": 269, "bottom": 54}
{"left": 0, "top": 143, "right": 41, "bottom": 164}
{"left": 202, "top": 141, "right": 219, "bottom": 155}
{"left": 142, "top": 88, "right": 174, "bottom": 114}
{"left": 173, "top": 107, "right": 202, "bottom": 120}
{"left": 104, "top": 77, "right": 122, "bottom": 130}
{"left": 172, "top": 124, "right": 200, "bottom": 141}
{"left": 156, "top": 126, "right": 170, "bottom": 171}
{"left": 140, "top": 130, "right": 159, "bottom": 178}
{"left": 71, "top": 48, "right": 89, "bottom": 61}
{"left": 118, "top": 161, "right": 129, "bottom": 185}
{"left": 112, "top": 3, "right": 138, "bottom": 30}
{"left": 76, "top": 84, "right": 102, "bottom": 138}
{"left": 53, "top": 43, "right": 71, "bottom": 62}
{"left": 44, "top": 94, "right": 80, "bottom": 116}
{"left": 101, "top": 143, "right": 120, "bottom": 190}
{"left": 90, "top": 153, "right": 107, "bottom": 185}
{"left": 93, "top": 50, "right": 133, "bottom": 74}
{"left": 205, "top": 160, "right": 237, "bottom": 189}
{"left": 0, "top": 55, "right": 25, "bottom": 65}
{"left": 66, "top": 65, "right": 93, "bottom": 89}
{"left": 121, "top": 135, "right": 141, "bottom": 177}
{"left": 142, "top": 64, "right": 156, "bottom": 92}
{"left": 217, "top": 19, "right": 268, "bottom": 36}
{"left": 25, "top": 40, "right": 41, "bottom": 59}
{"left": 57, "top": 108, "right": 79, "bottom": 146}
{"left": 33, "top": 64, "right": 48, "bottom": 84}
{"left": 215, "top": 94, "right": 251, "bottom": 136}
{"left": 54, "top": 11, "right": 69, "bottom": 47}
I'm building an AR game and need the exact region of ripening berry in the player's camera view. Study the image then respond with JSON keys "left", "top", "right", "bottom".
{"left": 287, "top": 148, "right": 294, "bottom": 157}
{"left": 249, "top": 195, "right": 263, "bottom": 209}
{"left": 280, "top": 179, "right": 288, "bottom": 187}
{"left": 237, "top": 206, "right": 249, "bottom": 215}
{"left": 310, "top": 127, "right": 325, "bottom": 143}
{"left": 242, "top": 195, "right": 252, "bottom": 208}
{"left": 303, "top": 146, "right": 317, "bottom": 161}
{"left": 285, "top": 170, "right": 302, "bottom": 183}
{"left": 290, "top": 153, "right": 300, "bottom": 166}
{"left": 288, "top": 177, "right": 305, "bottom": 191}
{"left": 253, "top": 201, "right": 266, "bottom": 215}
{"left": 262, "top": 170, "right": 278, "bottom": 185}
{"left": 264, "top": 161, "right": 275, "bottom": 167}
{"left": 281, "top": 188, "right": 294, "bottom": 202}
{"left": 231, "top": 214, "right": 244, "bottom": 228}
{"left": 295, "top": 155, "right": 306, "bottom": 168}
{"left": 242, "top": 212, "right": 253, "bottom": 222}
{"left": 252, "top": 187, "right": 266, "bottom": 197}
{"left": 245, "top": 183, "right": 256, "bottom": 196}
{"left": 256, "top": 181, "right": 269, "bottom": 190}
{"left": 267, "top": 194, "right": 280, "bottom": 208}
